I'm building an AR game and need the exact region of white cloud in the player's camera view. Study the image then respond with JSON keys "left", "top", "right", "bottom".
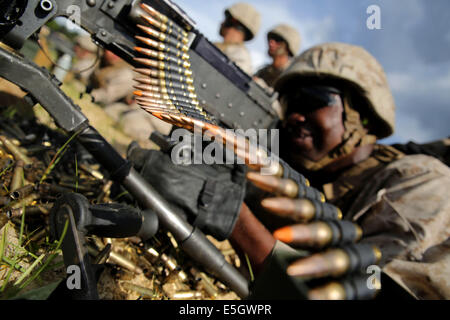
{"left": 175, "top": 0, "right": 450, "bottom": 144}
{"left": 387, "top": 72, "right": 416, "bottom": 93}
{"left": 395, "top": 114, "right": 437, "bottom": 142}
{"left": 178, "top": 0, "right": 337, "bottom": 72}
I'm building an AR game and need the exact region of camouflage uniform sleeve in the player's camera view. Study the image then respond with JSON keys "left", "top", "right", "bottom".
{"left": 353, "top": 155, "right": 450, "bottom": 299}
{"left": 219, "top": 44, "right": 253, "bottom": 75}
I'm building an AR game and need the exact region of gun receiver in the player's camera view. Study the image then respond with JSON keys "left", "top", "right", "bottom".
{"left": 1, "top": 0, "right": 278, "bottom": 131}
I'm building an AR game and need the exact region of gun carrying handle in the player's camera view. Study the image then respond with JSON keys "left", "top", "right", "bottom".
{"left": 49, "top": 194, "right": 100, "bottom": 300}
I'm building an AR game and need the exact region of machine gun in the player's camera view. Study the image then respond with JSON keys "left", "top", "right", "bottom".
{"left": 0, "top": 0, "right": 280, "bottom": 299}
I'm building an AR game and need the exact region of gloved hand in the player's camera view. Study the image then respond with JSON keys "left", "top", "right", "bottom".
{"left": 127, "top": 142, "right": 247, "bottom": 241}
{"left": 245, "top": 171, "right": 382, "bottom": 300}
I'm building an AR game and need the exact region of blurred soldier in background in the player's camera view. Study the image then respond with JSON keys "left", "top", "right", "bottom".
{"left": 254, "top": 24, "right": 301, "bottom": 88}
{"left": 89, "top": 50, "right": 134, "bottom": 106}
{"left": 72, "top": 35, "right": 100, "bottom": 85}
{"left": 214, "top": 2, "right": 261, "bottom": 75}
{"left": 393, "top": 137, "right": 450, "bottom": 167}
{"left": 89, "top": 50, "right": 172, "bottom": 142}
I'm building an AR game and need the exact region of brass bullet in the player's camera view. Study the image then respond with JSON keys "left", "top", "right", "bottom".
{"left": 9, "top": 184, "right": 34, "bottom": 200}
{"left": 135, "top": 46, "right": 191, "bottom": 68}
{"left": 0, "top": 136, "right": 32, "bottom": 165}
{"left": 136, "top": 24, "right": 189, "bottom": 51}
{"left": 287, "top": 244, "right": 381, "bottom": 279}
{"left": 159, "top": 253, "right": 188, "bottom": 281}
{"left": 134, "top": 89, "right": 199, "bottom": 110}
{"left": 171, "top": 291, "right": 202, "bottom": 300}
{"left": 133, "top": 83, "right": 197, "bottom": 99}
{"left": 158, "top": 113, "right": 185, "bottom": 127}
{"left": 143, "top": 246, "right": 160, "bottom": 264}
{"left": 164, "top": 112, "right": 199, "bottom": 128}
{"left": 246, "top": 172, "right": 324, "bottom": 201}
{"left": 134, "top": 57, "right": 193, "bottom": 77}
{"left": 135, "top": 35, "right": 189, "bottom": 60}
{"left": 0, "top": 146, "right": 7, "bottom": 158}
{"left": 246, "top": 172, "right": 299, "bottom": 198}
{"left": 9, "top": 193, "right": 39, "bottom": 210}
{"left": 134, "top": 77, "right": 195, "bottom": 92}
{"left": 38, "top": 182, "right": 73, "bottom": 195}
{"left": 120, "top": 281, "right": 155, "bottom": 298}
{"left": 134, "top": 86, "right": 191, "bottom": 102}
{"left": 140, "top": 3, "right": 189, "bottom": 38}
{"left": 307, "top": 282, "right": 347, "bottom": 300}
{"left": 136, "top": 99, "right": 183, "bottom": 114}
{"left": 140, "top": 3, "right": 168, "bottom": 22}
{"left": 96, "top": 180, "right": 114, "bottom": 203}
{"left": 6, "top": 204, "right": 52, "bottom": 219}
{"left": 148, "top": 112, "right": 164, "bottom": 121}
{"left": 10, "top": 160, "right": 25, "bottom": 192}
{"left": 133, "top": 67, "right": 194, "bottom": 84}
{"left": 273, "top": 222, "right": 332, "bottom": 248}
{"left": 309, "top": 274, "right": 380, "bottom": 300}
{"left": 261, "top": 198, "right": 342, "bottom": 222}
{"left": 108, "top": 251, "right": 143, "bottom": 275}
{"left": 265, "top": 197, "right": 315, "bottom": 221}
{"left": 139, "top": 106, "right": 178, "bottom": 116}
{"left": 160, "top": 253, "right": 177, "bottom": 271}
{"left": 190, "top": 268, "right": 219, "bottom": 298}
{"left": 135, "top": 94, "right": 175, "bottom": 107}
{"left": 273, "top": 220, "right": 362, "bottom": 249}
{"left": 79, "top": 163, "right": 104, "bottom": 181}
{"left": 139, "top": 108, "right": 183, "bottom": 121}
{"left": 287, "top": 248, "right": 350, "bottom": 278}
{"left": 250, "top": 160, "right": 284, "bottom": 177}
{"left": 139, "top": 109, "right": 186, "bottom": 126}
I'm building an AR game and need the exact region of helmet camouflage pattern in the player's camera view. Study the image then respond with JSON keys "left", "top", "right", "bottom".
{"left": 275, "top": 42, "right": 395, "bottom": 138}
{"left": 268, "top": 24, "right": 301, "bottom": 56}
{"left": 225, "top": 2, "right": 261, "bottom": 41}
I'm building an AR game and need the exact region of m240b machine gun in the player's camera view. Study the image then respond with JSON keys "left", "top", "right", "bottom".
{"left": 0, "top": 0, "right": 280, "bottom": 299}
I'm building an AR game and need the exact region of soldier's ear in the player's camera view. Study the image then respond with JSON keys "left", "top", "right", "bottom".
{"left": 282, "top": 41, "right": 292, "bottom": 56}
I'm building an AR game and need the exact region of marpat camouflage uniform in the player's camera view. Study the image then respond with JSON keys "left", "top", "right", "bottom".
{"left": 322, "top": 145, "right": 450, "bottom": 299}
{"left": 215, "top": 42, "right": 253, "bottom": 75}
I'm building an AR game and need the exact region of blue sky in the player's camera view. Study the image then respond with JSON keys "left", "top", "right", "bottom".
{"left": 176, "top": 0, "right": 450, "bottom": 144}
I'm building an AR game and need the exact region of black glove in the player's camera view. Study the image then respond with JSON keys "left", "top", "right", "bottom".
{"left": 127, "top": 144, "right": 247, "bottom": 241}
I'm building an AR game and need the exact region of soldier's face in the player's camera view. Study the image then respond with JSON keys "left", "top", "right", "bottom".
{"left": 282, "top": 88, "right": 345, "bottom": 162}
{"left": 268, "top": 36, "right": 288, "bottom": 57}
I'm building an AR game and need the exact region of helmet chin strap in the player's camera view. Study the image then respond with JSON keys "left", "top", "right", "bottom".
{"left": 295, "top": 94, "right": 377, "bottom": 171}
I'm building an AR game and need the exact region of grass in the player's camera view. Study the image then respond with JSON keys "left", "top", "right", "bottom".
{"left": 0, "top": 162, "right": 13, "bottom": 179}
{"left": 74, "top": 153, "right": 79, "bottom": 192}
{"left": 0, "top": 206, "right": 69, "bottom": 299}
{"left": 0, "top": 106, "right": 18, "bottom": 120}
{"left": 244, "top": 253, "right": 254, "bottom": 282}
{"left": 39, "top": 129, "right": 82, "bottom": 184}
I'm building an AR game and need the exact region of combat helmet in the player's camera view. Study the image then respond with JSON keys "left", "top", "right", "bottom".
{"left": 225, "top": 2, "right": 261, "bottom": 41}
{"left": 268, "top": 24, "right": 301, "bottom": 56}
{"left": 275, "top": 43, "right": 395, "bottom": 138}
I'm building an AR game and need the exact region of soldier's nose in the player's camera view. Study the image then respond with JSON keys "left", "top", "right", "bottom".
{"left": 289, "top": 112, "right": 307, "bottom": 124}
